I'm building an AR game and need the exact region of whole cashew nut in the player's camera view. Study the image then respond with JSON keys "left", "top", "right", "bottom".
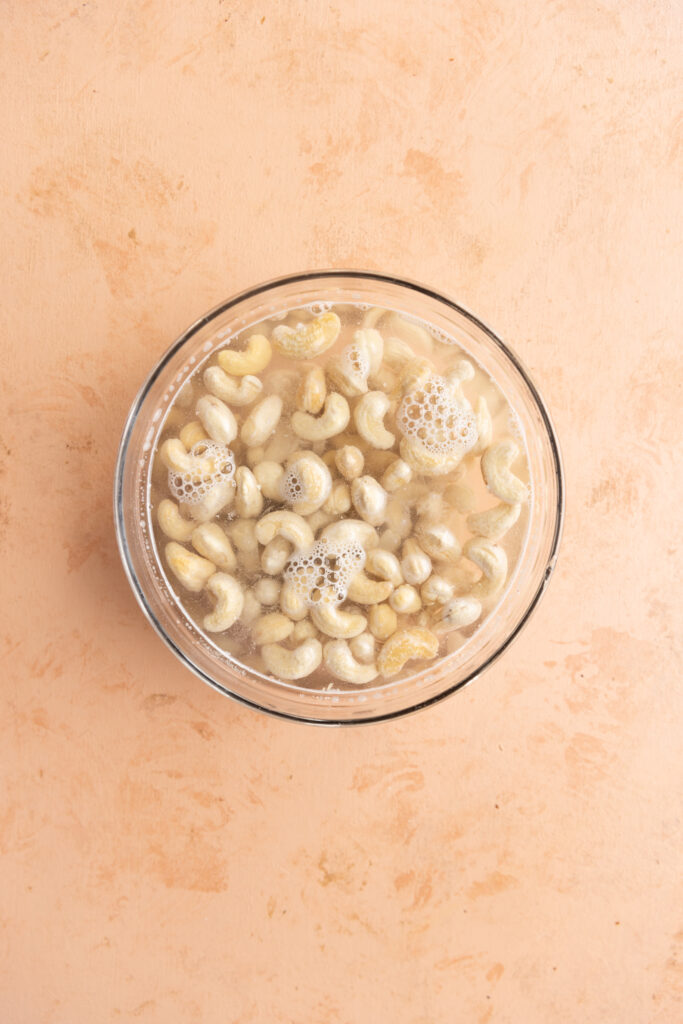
{"left": 323, "top": 640, "right": 379, "bottom": 685}
{"left": 310, "top": 602, "right": 367, "bottom": 639}
{"left": 252, "top": 612, "right": 294, "bottom": 646}
{"left": 322, "top": 481, "right": 351, "bottom": 516}
{"left": 203, "top": 573, "right": 244, "bottom": 632}
{"left": 291, "top": 393, "right": 350, "bottom": 442}
{"left": 241, "top": 395, "right": 283, "bottom": 447}
{"left": 282, "top": 451, "right": 333, "bottom": 516}
{"left": 351, "top": 476, "right": 388, "bottom": 527}
{"left": 255, "top": 510, "right": 314, "bottom": 549}
{"left": 279, "top": 581, "right": 309, "bottom": 621}
{"left": 261, "top": 535, "right": 292, "bottom": 575}
{"left": 463, "top": 536, "right": 508, "bottom": 599}
{"left": 327, "top": 333, "right": 373, "bottom": 397}
{"left": 416, "top": 523, "right": 461, "bottom": 563}
{"left": 234, "top": 466, "right": 264, "bottom": 519}
{"left": 165, "top": 542, "right": 216, "bottom": 592}
{"left": 467, "top": 502, "right": 521, "bottom": 541}
{"left": 157, "top": 499, "right": 196, "bottom": 542}
{"left": 356, "top": 328, "right": 384, "bottom": 377}
{"left": 335, "top": 445, "right": 364, "bottom": 481}
{"left": 347, "top": 571, "right": 394, "bottom": 605}
{"left": 400, "top": 437, "right": 464, "bottom": 477}
{"left": 470, "top": 396, "right": 493, "bottom": 455}
{"left": 321, "top": 519, "right": 379, "bottom": 550}
{"left": 481, "top": 439, "right": 529, "bottom": 505}
{"left": 253, "top": 577, "right": 281, "bottom": 605}
{"left": 203, "top": 366, "right": 264, "bottom": 406}
{"left": 261, "top": 638, "right": 323, "bottom": 679}
{"left": 420, "top": 574, "right": 455, "bottom": 606}
{"left": 195, "top": 395, "right": 238, "bottom": 445}
{"left": 179, "top": 421, "right": 208, "bottom": 449}
{"left": 349, "top": 632, "right": 376, "bottom": 663}
{"left": 377, "top": 627, "right": 439, "bottom": 678}
{"left": 218, "top": 334, "right": 272, "bottom": 377}
{"left": 296, "top": 366, "right": 327, "bottom": 414}
{"left": 365, "top": 548, "right": 403, "bottom": 587}
{"left": 433, "top": 595, "right": 482, "bottom": 633}
{"left": 381, "top": 458, "right": 412, "bottom": 493}
{"left": 400, "top": 539, "right": 432, "bottom": 585}
{"left": 191, "top": 522, "right": 237, "bottom": 572}
{"left": 353, "top": 391, "right": 395, "bottom": 450}
{"left": 367, "top": 603, "right": 398, "bottom": 640}
{"left": 389, "top": 584, "right": 422, "bottom": 615}
{"left": 253, "top": 461, "right": 286, "bottom": 501}
{"left": 272, "top": 312, "right": 341, "bottom": 359}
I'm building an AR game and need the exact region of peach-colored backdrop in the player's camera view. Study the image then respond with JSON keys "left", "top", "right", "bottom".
{"left": 2, "top": 2, "right": 681, "bottom": 1022}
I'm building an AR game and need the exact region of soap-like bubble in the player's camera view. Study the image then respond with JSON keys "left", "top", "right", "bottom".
{"left": 168, "top": 441, "right": 235, "bottom": 504}
{"left": 397, "top": 375, "right": 477, "bottom": 456}
{"left": 284, "top": 538, "right": 365, "bottom": 606}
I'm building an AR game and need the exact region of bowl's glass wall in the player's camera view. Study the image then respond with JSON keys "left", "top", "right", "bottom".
{"left": 115, "top": 272, "right": 563, "bottom": 724}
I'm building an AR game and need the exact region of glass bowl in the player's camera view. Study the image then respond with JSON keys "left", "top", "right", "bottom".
{"left": 114, "top": 271, "right": 563, "bottom": 724}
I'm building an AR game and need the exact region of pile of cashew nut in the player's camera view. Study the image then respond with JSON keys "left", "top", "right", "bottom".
{"left": 155, "top": 308, "right": 529, "bottom": 686}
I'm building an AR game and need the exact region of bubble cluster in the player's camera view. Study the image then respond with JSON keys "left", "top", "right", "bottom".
{"left": 305, "top": 301, "right": 334, "bottom": 315}
{"left": 284, "top": 538, "right": 365, "bottom": 606}
{"left": 397, "top": 375, "right": 478, "bottom": 455}
{"left": 168, "top": 440, "right": 235, "bottom": 504}
{"left": 339, "top": 338, "right": 369, "bottom": 383}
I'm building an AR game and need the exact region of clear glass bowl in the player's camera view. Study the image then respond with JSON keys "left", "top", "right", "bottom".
{"left": 114, "top": 271, "right": 564, "bottom": 724}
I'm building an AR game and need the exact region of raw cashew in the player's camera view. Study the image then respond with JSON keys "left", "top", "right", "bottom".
{"left": 322, "top": 481, "right": 351, "bottom": 515}
{"left": 157, "top": 499, "right": 196, "bottom": 542}
{"left": 367, "top": 603, "right": 398, "bottom": 640}
{"left": 416, "top": 523, "right": 461, "bottom": 563}
{"left": 196, "top": 395, "right": 238, "bottom": 445}
{"left": 272, "top": 312, "right": 341, "bottom": 359}
{"left": 191, "top": 522, "right": 237, "bottom": 571}
{"left": 470, "top": 396, "right": 492, "bottom": 455}
{"left": 279, "top": 581, "right": 309, "bottom": 621}
{"left": 246, "top": 446, "right": 266, "bottom": 467}
{"left": 253, "top": 461, "right": 286, "bottom": 501}
{"left": 306, "top": 509, "right": 334, "bottom": 534}
{"left": 255, "top": 510, "right": 314, "bottom": 549}
{"left": 389, "top": 584, "right": 422, "bottom": 614}
{"left": 227, "top": 518, "right": 259, "bottom": 554}
{"left": 400, "top": 437, "right": 463, "bottom": 477}
{"left": 291, "top": 393, "right": 350, "bottom": 442}
{"left": 383, "top": 335, "right": 415, "bottom": 370}
{"left": 321, "top": 519, "right": 379, "bottom": 550}
{"left": 347, "top": 571, "right": 394, "bottom": 605}
{"left": 365, "top": 548, "right": 403, "bottom": 587}
{"left": 310, "top": 602, "right": 366, "bottom": 639}
{"left": 204, "top": 573, "right": 244, "bottom": 632}
{"left": 234, "top": 466, "right": 264, "bottom": 519}
{"left": 261, "top": 638, "right": 323, "bottom": 679}
{"left": 401, "top": 539, "right": 432, "bottom": 585}
{"left": 327, "top": 333, "right": 373, "bottom": 397}
{"left": 467, "top": 502, "right": 521, "bottom": 540}
{"left": 399, "top": 359, "right": 434, "bottom": 396}
{"left": 282, "top": 452, "right": 332, "bottom": 515}
{"left": 377, "top": 627, "right": 439, "bottom": 678}
{"left": 253, "top": 577, "right": 281, "bottom": 606}
{"left": 349, "top": 632, "right": 376, "bottom": 663}
{"left": 165, "top": 542, "right": 215, "bottom": 592}
{"left": 386, "top": 312, "right": 434, "bottom": 351}
{"left": 353, "top": 391, "right": 395, "bottom": 450}
{"left": 420, "top": 574, "right": 455, "bottom": 606}
{"left": 241, "top": 395, "right": 283, "bottom": 446}
{"left": 323, "top": 640, "right": 378, "bottom": 685}
{"left": 481, "top": 439, "right": 529, "bottom": 505}
{"left": 240, "top": 591, "right": 262, "bottom": 626}
{"left": 252, "top": 612, "right": 294, "bottom": 645}
{"left": 203, "top": 366, "right": 263, "bottom": 406}
{"left": 381, "top": 458, "right": 412, "bottom": 492}
{"left": 433, "top": 595, "right": 482, "bottom": 633}
{"left": 291, "top": 619, "right": 318, "bottom": 643}
{"left": 463, "top": 537, "right": 508, "bottom": 599}
{"left": 296, "top": 366, "right": 327, "bottom": 414}
{"left": 179, "top": 421, "right": 208, "bottom": 449}
{"left": 261, "top": 535, "right": 292, "bottom": 575}
{"left": 159, "top": 438, "right": 211, "bottom": 475}
{"left": 335, "top": 445, "right": 364, "bottom": 481}
{"left": 351, "top": 476, "right": 388, "bottom": 526}
{"left": 218, "top": 334, "right": 272, "bottom": 376}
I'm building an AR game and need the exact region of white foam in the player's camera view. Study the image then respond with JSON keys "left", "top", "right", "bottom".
{"left": 284, "top": 538, "right": 365, "bottom": 607}
{"left": 305, "top": 301, "right": 333, "bottom": 315}
{"left": 168, "top": 440, "right": 235, "bottom": 504}
{"left": 397, "top": 374, "right": 477, "bottom": 456}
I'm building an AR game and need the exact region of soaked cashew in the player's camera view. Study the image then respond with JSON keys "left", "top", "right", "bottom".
{"left": 203, "top": 366, "right": 263, "bottom": 406}
{"left": 383, "top": 335, "right": 416, "bottom": 370}
{"left": 291, "top": 393, "right": 350, "bottom": 442}
{"left": 282, "top": 452, "right": 332, "bottom": 516}
{"left": 296, "top": 366, "right": 327, "bottom": 414}
{"left": 420, "top": 574, "right": 455, "bottom": 606}
{"left": 401, "top": 539, "right": 432, "bottom": 585}
{"left": 416, "top": 523, "right": 461, "bottom": 563}
{"left": 389, "top": 584, "right": 422, "bottom": 614}
{"left": 218, "top": 334, "right": 272, "bottom": 376}
{"left": 400, "top": 437, "right": 463, "bottom": 476}
{"left": 386, "top": 312, "right": 435, "bottom": 351}
{"left": 377, "top": 627, "right": 439, "bottom": 678}
{"left": 179, "top": 421, "right": 208, "bottom": 449}
{"left": 433, "top": 595, "right": 482, "bottom": 633}
{"left": 335, "top": 445, "right": 364, "bottom": 481}
{"left": 368, "top": 603, "right": 398, "bottom": 640}
{"left": 328, "top": 333, "right": 373, "bottom": 397}
{"left": 195, "top": 395, "right": 238, "bottom": 445}
{"left": 347, "top": 571, "right": 394, "bottom": 605}
{"left": 157, "top": 499, "right": 196, "bottom": 542}
{"left": 227, "top": 518, "right": 259, "bottom": 555}
{"left": 241, "top": 395, "right": 283, "bottom": 447}
{"left": 252, "top": 612, "right": 294, "bottom": 645}
{"left": 246, "top": 446, "right": 266, "bottom": 468}
{"left": 255, "top": 510, "right": 314, "bottom": 550}
{"left": 365, "top": 548, "right": 403, "bottom": 587}
{"left": 481, "top": 439, "right": 529, "bottom": 505}
{"left": 463, "top": 537, "right": 508, "bottom": 599}
{"left": 204, "top": 573, "right": 244, "bottom": 632}
{"left": 361, "top": 307, "right": 387, "bottom": 330}
{"left": 357, "top": 328, "right": 384, "bottom": 377}
{"left": 159, "top": 438, "right": 207, "bottom": 475}
{"left": 322, "top": 481, "right": 351, "bottom": 516}
{"left": 321, "top": 519, "right": 379, "bottom": 550}
{"left": 191, "top": 522, "right": 237, "bottom": 572}
{"left": 467, "top": 502, "right": 521, "bottom": 541}
{"left": 165, "top": 542, "right": 215, "bottom": 592}
{"left": 253, "top": 577, "right": 281, "bottom": 606}
{"left": 272, "top": 312, "right": 341, "bottom": 359}
{"left": 263, "top": 425, "right": 300, "bottom": 463}
{"left": 470, "top": 397, "right": 493, "bottom": 455}
{"left": 354, "top": 391, "right": 395, "bottom": 450}
{"left": 291, "top": 619, "right": 318, "bottom": 643}
{"left": 443, "top": 479, "right": 477, "bottom": 514}
{"left": 279, "top": 581, "right": 309, "bottom": 621}
{"left": 234, "top": 466, "right": 264, "bottom": 519}
{"left": 261, "top": 638, "right": 323, "bottom": 679}
{"left": 261, "top": 535, "right": 292, "bottom": 575}
{"left": 351, "top": 476, "right": 388, "bottom": 527}
{"left": 323, "top": 640, "right": 378, "bottom": 685}
{"left": 349, "top": 632, "right": 376, "bottom": 663}
{"left": 306, "top": 509, "right": 334, "bottom": 534}
{"left": 310, "top": 602, "right": 366, "bottom": 639}
{"left": 253, "top": 461, "right": 286, "bottom": 501}
{"left": 240, "top": 591, "right": 262, "bottom": 626}
{"left": 381, "top": 458, "right": 412, "bottom": 493}
{"left": 181, "top": 480, "right": 235, "bottom": 523}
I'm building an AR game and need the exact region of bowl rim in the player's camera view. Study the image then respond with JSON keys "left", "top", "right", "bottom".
{"left": 114, "top": 269, "right": 565, "bottom": 726}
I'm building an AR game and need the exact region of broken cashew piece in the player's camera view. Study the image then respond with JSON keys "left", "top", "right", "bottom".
{"left": 157, "top": 499, "right": 196, "bottom": 542}
{"left": 467, "top": 502, "right": 521, "bottom": 541}
{"left": 310, "top": 602, "right": 366, "bottom": 639}
{"left": 296, "top": 366, "right": 327, "bottom": 414}
{"left": 481, "top": 439, "right": 529, "bottom": 505}
{"left": 165, "top": 542, "right": 215, "bottom": 592}
{"left": 282, "top": 452, "right": 332, "bottom": 516}
{"left": 463, "top": 537, "right": 508, "bottom": 599}
{"left": 354, "top": 391, "right": 395, "bottom": 450}
{"left": 272, "top": 312, "right": 341, "bottom": 359}
{"left": 347, "top": 571, "right": 394, "bottom": 605}
{"left": 351, "top": 476, "right": 388, "bottom": 527}
{"left": 241, "top": 395, "right": 283, "bottom": 447}
{"left": 377, "top": 627, "right": 439, "bottom": 678}
{"left": 261, "top": 638, "right": 323, "bottom": 679}
{"left": 191, "top": 522, "right": 237, "bottom": 572}
{"left": 255, "top": 510, "right": 314, "bottom": 550}
{"left": 323, "top": 640, "right": 378, "bottom": 685}
{"left": 217, "top": 334, "right": 272, "bottom": 377}
{"left": 234, "top": 466, "right": 264, "bottom": 519}
{"left": 252, "top": 612, "right": 294, "bottom": 646}
{"left": 203, "top": 366, "right": 263, "bottom": 406}
{"left": 291, "top": 393, "right": 350, "bottom": 442}
{"left": 203, "top": 573, "right": 244, "bottom": 632}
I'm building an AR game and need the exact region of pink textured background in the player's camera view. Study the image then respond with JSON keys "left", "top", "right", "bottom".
{"left": 2, "top": 2, "right": 681, "bottom": 1022}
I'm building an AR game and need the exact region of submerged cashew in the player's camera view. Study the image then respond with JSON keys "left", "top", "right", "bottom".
{"left": 467, "top": 502, "right": 521, "bottom": 540}
{"left": 481, "top": 439, "right": 529, "bottom": 505}
{"left": 246, "top": 446, "right": 266, "bottom": 467}
{"left": 433, "top": 595, "right": 482, "bottom": 633}
{"left": 262, "top": 425, "right": 300, "bottom": 463}
{"left": 296, "top": 366, "right": 327, "bottom": 414}
{"left": 253, "top": 461, "right": 286, "bottom": 501}
{"left": 354, "top": 391, "right": 395, "bottom": 450}
{"left": 279, "top": 581, "right": 309, "bottom": 621}
{"left": 272, "top": 312, "right": 341, "bottom": 359}
{"left": 204, "top": 573, "right": 244, "bottom": 632}
{"left": 255, "top": 510, "right": 314, "bottom": 549}
{"left": 261, "top": 638, "right": 323, "bottom": 679}
{"left": 157, "top": 499, "right": 196, "bottom": 542}
{"left": 252, "top": 612, "right": 294, "bottom": 645}
{"left": 347, "top": 571, "right": 394, "bottom": 605}
{"left": 357, "top": 328, "right": 384, "bottom": 377}
{"left": 291, "top": 393, "right": 350, "bottom": 442}
{"left": 378, "top": 528, "right": 402, "bottom": 553}
{"left": 306, "top": 509, "right": 334, "bottom": 534}
{"left": 383, "top": 335, "right": 416, "bottom": 370}
{"left": 203, "top": 366, "right": 263, "bottom": 406}
{"left": 381, "top": 458, "right": 412, "bottom": 493}
{"left": 218, "top": 334, "right": 272, "bottom": 376}
{"left": 261, "top": 535, "right": 292, "bottom": 575}
{"left": 416, "top": 523, "right": 461, "bottom": 563}
{"left": 292, "top": 619, "right": 318, "bottom": 643}
{"left": 179, "top": 421, "right": 208, "bottom": 449}
{"left": 349, "top": 632, "right": 376, "bottom": 663}
{"left": 323, "top": 640, "right": 378, "bottom": 685}
{"left": 182, "top": 480, "right": 235, "bottom": 523}
{"left": 443, "top": 479, "right": 477, "bottom": 515}
{"left": 463, "top": 537, "right": 508, "bottom": 599}
{"left": 420, "top": 574, "right": 455, "bottom": 606}
{"left": 159, "top": 438, "right": 207, "bottom": 475}
{"left": 310, "top": 602, "right": 366, "bottom": 639}
{"left": 400, "top": 437, "right": 464, "bottom": 476}
{"left": 191, "top": 522, "right": 237, "bottom": 571}
{"left": 365, "top": 548, "right": 403, "bottom": 587}
{"left": 335, "top": 445, "right": 364, "bottom": 481}
{"left": 240, "top": 591, "right": 261, "bottom": 626}
{"left": 322, "top": 481, "right": 351, "bottom": 516}
{"left": 195, "top": 395, "right": 238, "bottom": 445}
{"left": 470, "top": 396, "right": 493, "bottom": 455}
{"left": 377, "top": 627, "right": 439, "bottom": 678}
{"left": 321, "top": 519, "right": 379, "bottom": 550}
{"left": 389, "top": 585, "right": 422, "bottom": 614}
{"left": 234, "top": 466, "right": 264, "bottom": 519}
{"left": 401, "top": 539, "right": 432, "bottom": 585}
{"left": 241, "top": 395, "right": 283, "bottom": 447}
{"left": 282, "top": 452, "right": 332, "bottom": 516}
{"left": 253, "top": 577, "right": 281, "bottom": 606}
{"left": 327, "top": 333, "right": 373, "bottom": 397}
{"left": 368, "top": 603, "right": 398, "bottom": 640}
{"left": 351, "top": 476, "right": 388, "bottom": 526}
{"left": 227, "top": 518, "right": 259, "bottom": 554}
{"left": 165, "top": 542, "right": 215, "bottom": 592}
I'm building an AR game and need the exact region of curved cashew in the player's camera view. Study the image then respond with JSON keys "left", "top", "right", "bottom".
{"left": 195, "top": 395, "right": 238, "bottom": 445}
{"left": 420, "top": 574, "right": 455, "bottom": 606}
{"left": 261, "top": 638, "right": 323, "bottom": 679}
{"left": 416, "top": 523, "right": 461, "bottom": 563}
{"left": 347, "top": 571, "right": 394, "bottom": 605}
{"left": 203, "top": 365, "right": 263, "bottom": 406}
{"left": 272, "top": 312, "right": 341, "bottom": 359}
{"left": 179, "top": 421, "right": 208, "bottom": 449}
{"left": 349, "top": 632, "right": 376, "bottom": 663}
{"left": 401, "top": 539, "right": 432, "bottom": 585}
{"left": 306, "top": 509, "right": 334, "bottom": 534}
{"left": 279, "top": 581, "right": 309, "bottom": 621}
{"left": 353, "top": 391, "right": 395, "bottom": 450}
{"left": 481, "top": 439, "right": 529, "bottom": 505}
{"left": 241, "top": 395, "right": 283, "bottom": 447}
{"left": 255, "top": 510, "right": 313, "bottom": 549}
{"left": 218, "top": 334, "right": 272, "bottom": 377}
{"left": 165, "top": 542, "right": 215, "bottom": 592}
{"left": 252, "top": 611, "right": 294, "bottom": 645}
{"left": 253, "top": 577, "right": 281, "bottom": 606}
{"left": 262, "top": 424, "right": 300, "bottom": 463}
{"left": 203, "top": 573, "right": 244, "bottom": 632}
{"left": 367, "top": 603, "right": 397, "bottom": 641}
{"left": 463, "top": 537, "right": 508, "bottom": 599}
{"left": 377, "top": 627, "right": 439, "bottom": 678}
{"left": 399, "top": 359, "right": 434, "bottom": 396}
{"left": 296, "top": 366, "right": 327, "bottom": 414}
{"left": 381, "top": 458, "right": 412, "bottom": 493}
{"left": 260, "top": 535, "right": 292, "bottom": 575}
{"left": 321, "top": 519, "right": 379, "bottom": 550}
{"left": 400, "top": 437, "right": 463, "bottom": 477}
{"left": 335, "top": 445, "right": 364, "bottom": 481}
{"left": 467, "top": 502, "right": 521, "bottom": 541}
{"left": 310, "top": 602, "right": 366, "bottom": 639}
{"left": 282, "top": 452, "right": 332, "bottom": 516}
{"left": 157, "top": 499, "right": 195, "bottom": 542}
{"left": 292, "top": 618, "right": 318, "bottom": 643}
{"left": 433, "top": 595, "right": 482, "bottom": 633}
{"left": 182, "top": 480, "right": 235, "bottom": 523}
{"left": 351, "top": 476, "right": 388, "bottom": 527}
{"left": 389, "top": 584, "right": 422, "bottom": 614}
{"left": 365, "top": 548, "right": 403, "bottom": 587}
{"left": 226, "top": 517, "right": 259, "bottom": 554}
{"left": 291, "top": 393, "right": 350, "bottom": 442}
{"left": 413, "top": 489, "right": 443, "bottom": 522}
{"left": 159, "top": 438, "right": 204, "bottom": 475}
{"left": 470, "top": 396, "right": 493, "bottom": 455}
{"left": 383, "top": 335, "right": 415, "bottom": 370}
{"left": 322, "top": 481, "right": 351, "bottom": 515}
{"left": 253, "top": 460, "right": 286, "bottom": 501}
{"left": 234, "top": 466, "right": 264, "bottom": 519}
{"left": 240, "top": 591, "right": 261, "bottom": 626}
{"left": 191, "top": 522, "right": 237, "bottom": 571}
{"left": 323, "top": 640, "right": 378, "bottom": 685}
{"left": 327, "top": 333, "right": 373, "bottom": 397}
{"left": 445, "top": 359, "right": 475, "bottom": 407}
